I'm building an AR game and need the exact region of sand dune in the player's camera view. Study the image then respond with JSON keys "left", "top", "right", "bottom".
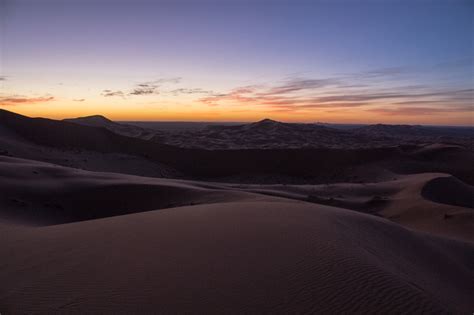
{"left": 381, "top": 173, "right": 474, "bottom": 242}
{"left": 229, "top": 173, "right": 474, "bottom": 242}
{"left": 145, "top": 118, "right": 474, "bottom": 150}
{"left": 64, "top": 115, "right": 159, "bottom": 140}
{"left": 422, "top": 175, "right": 474, "bottom": 209}
{"left": 3, "top": 202, "right": 473, "bottom": 314}
{"left": 1, "top": 156, "right": 473, "bottom": 313}
{"left": 0, "top": 129, "right": 180, "bottom": 179}
{"left": 2, "top": 109, "right": 474, "bottom": 185}
{"left": 1, "top": 110, "right": 473, "bottom": 313}
{"left": 0, "top": 156, "right": 265, "bottom": 225}
{"left": 2, "top": 155, "right": 472, "bottom": 240}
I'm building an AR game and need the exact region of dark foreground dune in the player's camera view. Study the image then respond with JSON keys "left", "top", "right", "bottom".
{"left": 1, "top": 156, "right": 473, "bottom": 313}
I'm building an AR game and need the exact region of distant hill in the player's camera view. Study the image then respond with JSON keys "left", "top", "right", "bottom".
{"left": 64, "top": 115, "right": 159, "bottom": 140}
{"left": 354, "top": 124, "right": 428, "bottom": 137}
{"left": 155, "top": 119, "right": 474, "bottom": 150}
{"left": 64, "top": 115, "right": 474, "bottom": 150}
{"left": 159, "top": 118, "right": 367, "bottom": 149}
{"left": 354, "top": 124, "right": 474, "bottom": 139}
{"left": 64, "top": 115, "right": 114, "bottom": 127}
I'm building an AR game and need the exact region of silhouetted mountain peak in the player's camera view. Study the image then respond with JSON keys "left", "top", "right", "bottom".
{"left": 249, "top": 118, "right": 285, "bottom": 129}
{"left": 64, "top": 115, "right": 116, "bottom": 127}
{"left": 67, "top": 115, "right": 112, "bottom": 123}
{"left": 258, "top": 118, "right": 279, "bottom": 124}
{"left": 83, "top": 115, "right": 111, "bottom": 121}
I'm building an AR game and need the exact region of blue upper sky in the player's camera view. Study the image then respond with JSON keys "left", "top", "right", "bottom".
{"left": 0, "top": 0, "right": 472, "bottom": 124}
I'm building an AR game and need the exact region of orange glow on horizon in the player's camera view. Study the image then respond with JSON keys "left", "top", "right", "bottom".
{"left": 1, "top": 101, "right": 472, "bottom": 126}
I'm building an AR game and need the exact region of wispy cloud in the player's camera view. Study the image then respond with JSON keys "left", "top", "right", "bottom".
{"left": 348, "top": 67, "right": 408, "bottom": 80}
{"left": 103, "top": 77, "right": 182, "bottom": 97}
{"left": 130, "top": 77, "right": 182, "bottom": 96}
{"left": 259, "top": 78, "right": 339, "bottom": 95}
{"left": 129, "top": 86, "right": 157, "bottom": 95}
{"left": 311, "top": 89, "right": 471, "bottom": 103}
{"left": 169, "top": 88, "right": 214, "bottom": 96}
{"left": 94, "top": 63, "right": 471, "bottom": 118}
{"left": 367, "top": 105, "right": 473, "bottom": 116}
{"left": 393, "top": 100, "right": 449, "bottom": 105}
{"left": 0, "top": 96, "right": 55, "bottom": 105}
{"left": 73, "top": 98, "right": 85, "bottom": 102}
{"left": 102, "top": 90, "right": 125, "bottom": 98}
{"left": 198, "top": 64, "right": 473, "bottom": 116}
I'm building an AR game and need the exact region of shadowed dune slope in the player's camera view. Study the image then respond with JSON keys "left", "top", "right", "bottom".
{"left": 0, "top": 156, "right": 473, "bottom": 313}
{"left": 0, "top": 108, "right": 175, "bottom": 153}
{"left": 422, "top": 176, "right": 474, "bottom": 209}
{"left": 0, "top": 156, "right": 266, "bottom": 225}
{"left": 63, "top": 115, "right": 159, "bottom": 140}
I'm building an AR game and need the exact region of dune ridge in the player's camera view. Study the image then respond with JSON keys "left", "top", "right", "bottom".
{"left": 2, "top": 109, "right": 474, "bottom": 185}
{"left": 2, "top": 155, "right": 472, "bottom": 242}
{"left": 0, "top": 156, "right": 267, "bottom": 226}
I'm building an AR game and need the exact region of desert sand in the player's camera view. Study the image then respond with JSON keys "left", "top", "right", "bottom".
{"left": 0, "top": 109, "right": 473, "bottom": 313}
{"left": 0, "top": 156, "right": 473, "bottom": 313}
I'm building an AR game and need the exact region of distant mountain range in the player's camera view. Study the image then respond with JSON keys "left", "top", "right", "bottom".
{"left": 1, "top": 109, "right": 474, "bottom": 184}
{"left": 156, "top": 118, "right": 364, "bottom": 149}
{"left": 65, "top": 114, "right": 474, "bottom": 150}
{"left": 354, "top": 124, "right": 474, "bottom": 138}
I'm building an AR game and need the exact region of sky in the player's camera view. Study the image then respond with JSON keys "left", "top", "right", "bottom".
{"left": 0, "top": 0, "right": 472, "bottom": 125}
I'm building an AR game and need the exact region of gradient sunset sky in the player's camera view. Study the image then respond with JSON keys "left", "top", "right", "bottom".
{"left": 0, "top": 0, "right": 472, "bottom": 124}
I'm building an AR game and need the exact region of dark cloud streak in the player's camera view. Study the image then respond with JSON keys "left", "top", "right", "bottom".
{"left": 102, "top": 77, "right": 182, "bottom": 97}
{"left": 102, "top": 90, "right": 125, "bottom": 98}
